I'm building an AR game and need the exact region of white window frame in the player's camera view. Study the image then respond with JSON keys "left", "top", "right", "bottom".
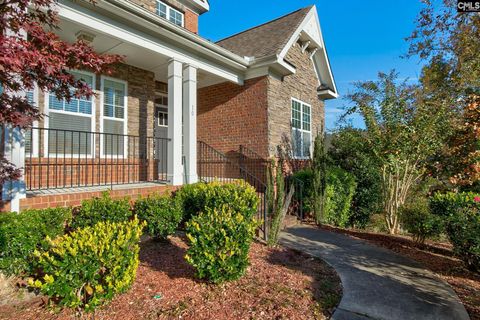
{"left": 44, "top": 70, "right": 96, "bottom": 158}
{"left": 100, "top": 76, "right": 128, "bottom": 159}
{"left": 291, "top": 97, "right": 312, "bottom": 159}
{"left": 157, "top": 110, "right": 168, "bottom": 127}
{"left": 26, "top": 84, "right": 39, "bottom": 158}
{"left": 155, "top": 0, "right": 184, "bottom": 27}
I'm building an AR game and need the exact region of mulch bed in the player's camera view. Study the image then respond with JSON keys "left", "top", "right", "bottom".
{"left": 0, "top": 236, "right": 341, "bottom": 320}
{"left": 321, "top": 225, "right": 480, "bottom": 320}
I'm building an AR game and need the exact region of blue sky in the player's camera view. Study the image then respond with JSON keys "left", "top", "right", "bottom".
{"left": 199, "top": 0, "right": 425, "bottom": 131}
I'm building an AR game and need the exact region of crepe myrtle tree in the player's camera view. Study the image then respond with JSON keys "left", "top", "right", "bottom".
{"left": 344, "top": 70, "right": 449, "bottom": 234}
{"left": 0, "top": 0, "right": 122, "bottom": 184}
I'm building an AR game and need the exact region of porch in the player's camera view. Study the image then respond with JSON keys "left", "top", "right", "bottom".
{"left": 1, "top": 0, "right": 249, "bottom": 212}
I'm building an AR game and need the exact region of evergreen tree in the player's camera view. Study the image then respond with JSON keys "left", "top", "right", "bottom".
{"left": 312, "top": 133, "right": 327, "bottom": 224}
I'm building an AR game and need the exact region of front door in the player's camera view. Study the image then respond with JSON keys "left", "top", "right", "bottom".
{"left": 154, "top": 104, "right": 168, "bottom": 179}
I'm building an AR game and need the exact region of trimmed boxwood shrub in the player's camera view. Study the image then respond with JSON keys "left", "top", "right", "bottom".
{"left": 185, "top": 205, "right": 259, "bottom": 283}
{"left": 71, "top": 192, "right": 132, "bottom": 230}
{"left": 400, "top": 199, "right": 443, "bottom": 243}
{"left": 430, "top": 192, "right": 480, "bottom": 271}
{"left": 30, "top": 217, "right": 145, "bottom": 311}
{"left": 175, "top": 181, "right": 259, "bottom": 223}
{"left": 0, "top": 208, "right": 71, "bottom": 276}
{"left": 134, "top": 194, "right": 182, "bottom": 239}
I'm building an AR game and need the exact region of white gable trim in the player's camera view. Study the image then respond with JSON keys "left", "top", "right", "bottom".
{"left": 278, "top": 6, "right": 338, "bottom": 99}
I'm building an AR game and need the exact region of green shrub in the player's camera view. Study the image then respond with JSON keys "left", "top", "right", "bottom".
{"left": 366, "top": 213, "right": 388, "bottom": 233}
{"left": 185, "top": 205, "right": 259, "bottom": 283}
{"left": 430, "top": 192, "right": 480, "bottom": 271}
{"left": 328, "top": 128, "right": 383, "bottom": 228}
{"left": 323, "top": 167, "right": 357, "bottom": 227}
{"left": 0, "top": 208, "right": 71, "bottom": 276}
{"left": 175, "top": 183, "right": 208, "bottom": 222}
{"left": 30, "top": 217, "right": 145, "bottom": 311}
{"left": 430, "top": 192, "right": 479, "bottom": 217}
{"left": 134, "top": 194, "right": 182, "bottom": 239}
{"left": 175, "top": 181, "right": 259, "bottom": 223}
{"left": 292, "top": 169, "right": 314, "bottom": 214}
{"left": 71, "top": 192, "right": 132, "bottom": 230}
{"left": 400, "top": 199, "right": 443, "bottom": 243}
{"left": 447, "top": 206, "right": 480, "bottom": 272}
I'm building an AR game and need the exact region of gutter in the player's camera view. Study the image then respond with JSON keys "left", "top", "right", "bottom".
{"left": 95, "top": 0, "right": 249, "bottom": 69}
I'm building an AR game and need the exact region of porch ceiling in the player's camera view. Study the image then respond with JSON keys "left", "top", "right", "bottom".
{"left": 55, "top": 19, "right": 229, "bottom": 88}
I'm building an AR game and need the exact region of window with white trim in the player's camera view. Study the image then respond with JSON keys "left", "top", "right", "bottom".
{"left": 102, "top": 78, "right": 127, "bottom": 157}
{"left": 24, "top": 87, "right": 37, "bottom": 156}
{"left": 157, "top": 110, "right": 168, "bottom": 127}
{"left": 291, "top": 98, "right": 312, "bottom": 159}
{"left": 156, "top": 1, "right": 184, "bottom": 27}
{"left": 47, "top": 71, "right": 94, "bottom": 156}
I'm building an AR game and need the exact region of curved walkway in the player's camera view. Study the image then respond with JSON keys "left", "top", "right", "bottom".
{"left": 279, "top": 225, "right": 470, "bottom": 320}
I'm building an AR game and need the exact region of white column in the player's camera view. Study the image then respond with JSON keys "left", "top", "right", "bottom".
{"left": 2, "top": 26, "right": 27, "bottom": 212}
{"left": 182, "top": 65, "right": 198, "bottom": 184}
{"left": 167, "top": 59, "right": 183, "bottom": 185}
{"left": 2, "top": 126, "right": 26, "bottom": 213}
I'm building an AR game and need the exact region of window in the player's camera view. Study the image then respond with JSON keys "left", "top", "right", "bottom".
{"left": 101, "top": 77, "right": 127, "bottom": 157}
{"left": 291, "top": 98, "right": 312, "bottom": 159}
{"left": 156, "top": 2, "right": 167, "bottom": 18}
{"left": 24, "top": 87, "right": 37, "bottom": 156}
{"left": 157, "top": 110, "right": 168, "bottom": 127}
{"left": 49, "top": 71, "right": 93, "bottom": 115}
{"left": 46, "top": 71, "right": 95, "bottom": 156}
{"left": 155, "top": 1, "right": 184, "bottom": 27}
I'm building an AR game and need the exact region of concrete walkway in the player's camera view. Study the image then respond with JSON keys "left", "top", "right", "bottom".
{"left": 280, "top": 225, "right": 470, "bottom": 320}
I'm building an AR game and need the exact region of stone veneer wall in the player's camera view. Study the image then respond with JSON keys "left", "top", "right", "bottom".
{"left": 129, "top": 0, "right": 199, "bottom": 33}
{"left": 267, "top": 43, "right": 325, "bottom": 157}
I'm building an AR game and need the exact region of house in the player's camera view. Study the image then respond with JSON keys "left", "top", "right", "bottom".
{"left": 1, "top": 0, "right": 337, "bottom": 213}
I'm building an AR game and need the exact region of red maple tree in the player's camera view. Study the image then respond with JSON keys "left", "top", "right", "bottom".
{"left": 0, "top": 0, "right": 122, "bottom": 184}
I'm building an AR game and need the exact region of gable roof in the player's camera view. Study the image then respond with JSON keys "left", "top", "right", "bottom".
{"left": 216, "top": 6, "right": 312, "bottom": 59}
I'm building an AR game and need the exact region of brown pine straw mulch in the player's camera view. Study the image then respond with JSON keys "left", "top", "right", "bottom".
{"left": 321, "top": 225, "right": 480, "bottom": 320}
{"left": 0, "top": 236, "right": 342, "bottom": 320}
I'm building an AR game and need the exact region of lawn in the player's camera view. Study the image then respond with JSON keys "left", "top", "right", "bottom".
{"left": 0, "top": 235, "right": 342, "bottom": 320}
{"left": 322, "top": 225, "right": 480, "bottom": 320}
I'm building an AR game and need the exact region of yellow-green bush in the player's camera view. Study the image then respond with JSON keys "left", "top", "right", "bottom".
{"left": 185, "top": 205, "right": 259, "bottom": 283}
{"left": 30, "top": 217, "right": 145, "bottom": 311}
{"left": 71, "top": 192, "right": 132, "bottom": 230}
{"left": 175, "top": 181, "right": 259, "bottom": 223}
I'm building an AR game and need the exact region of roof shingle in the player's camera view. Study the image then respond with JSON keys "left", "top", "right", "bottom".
{"left": 216, "top": 6, "right": 312, "bottom": 59}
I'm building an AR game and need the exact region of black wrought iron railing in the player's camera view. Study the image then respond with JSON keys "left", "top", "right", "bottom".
{"left": 197, "top": 141, "right": 268, "bottom": 240}
{"left": 239, "top": 145, "right": 268, "bottom": 184}
{"left": 25, "top": 127, "right": 169, "bottom": 191}
{"left": 238, "top": 144, "right": 305, "bottom": 222}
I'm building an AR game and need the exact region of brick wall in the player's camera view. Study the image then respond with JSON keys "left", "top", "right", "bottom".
{"left": 197, "top": 77, "right": 270, "bottom": 159}
{"left": 267, "top": 43, "right": 325, "bottom": 156}
{"left": 184, "top": 9, "right": 199, "bottom": 34}
{"left": 129, "top": 0, "right": 199, "bottom": 33}
{"left": 12, "top": 185, "right": 178, "bottom": 212}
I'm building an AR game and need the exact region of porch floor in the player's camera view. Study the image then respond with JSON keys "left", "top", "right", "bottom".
{"left": 26, "top": 182, "right": 168, "bottom": 197}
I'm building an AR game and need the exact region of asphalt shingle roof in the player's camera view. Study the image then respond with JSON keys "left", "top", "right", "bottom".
{"left": 216, "top": 6, "right": 312, "bottom": 59}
